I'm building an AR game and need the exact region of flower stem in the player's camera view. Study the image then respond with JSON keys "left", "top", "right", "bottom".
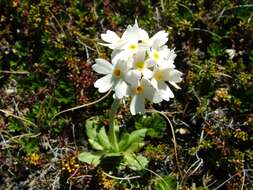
{"left": 109, "top": 99, "right": 120, "bottom": 152}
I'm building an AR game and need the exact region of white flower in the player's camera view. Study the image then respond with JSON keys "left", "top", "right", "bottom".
{"left": 144, "top": 31, "right": 176, "bottom": 69}
{"left": 122, "top": 24, "right": 140, "bottom": 52}
{"left": 100, "top": 22, "right": 143, "bottom": 51}
{"left": 146, "top": 46, "right": 175, "bottom": 68}
{"left": 129, "top": 78, "right": 162, "bottom": 115}
{"left": 149, "top": 30, "right": 168, "bottom": 49}
{"left": 92, "top": 58, "right": 129, "bottom": 99}
{"left": 94, "top": 20, "right": 183, "bottom": 115}
{"left": 111, "top": 24, "right": 141, "bottom": 62}
{"left": 124, "top": 69, "right": 141, "bottom": 87}
{"left": 99, "top": 30, "right": 126, "bottom": 49}
{"left": 130, "top": 50, "right": 153, "bottom": 79}
{"left": 134, "top": 20, "right": 150, "bottom": 46}
{"left": 150, "top": 67, "right": 183, "bottom": 101}
{"left": 138, "top": 28, "right": 149, "bottom": 45}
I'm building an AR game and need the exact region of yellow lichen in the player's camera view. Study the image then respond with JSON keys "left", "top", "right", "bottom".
{"left": 97, "top": 169, "right": 114, "bottom": 190}
{"left": 27, "top": 153, "right": 40, "bottom": 166}
{"left": 61, "top": 155, "right": 80, "bottom": 174}
{"left": 213, "top": 88, "right": 230, "bottom": 102}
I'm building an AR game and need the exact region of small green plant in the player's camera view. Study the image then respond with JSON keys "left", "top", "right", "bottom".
{"left": 152, "top": 175, "right": 178, "bottom": 190}
{"left": 78, "top": 20, "right": 183, "bottom": 171}
{"left": 78, "top": 115, "right": 148, "bottom": 170}
{"left": 134, "top": 113, "right": 167, "bottom": 138}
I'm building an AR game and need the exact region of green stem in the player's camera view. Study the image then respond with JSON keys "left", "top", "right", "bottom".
{"left": 109, "top": 99, "right": 120, "bottom": 152}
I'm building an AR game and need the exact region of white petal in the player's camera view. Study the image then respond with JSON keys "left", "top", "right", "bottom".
{"left": 121, "top": 25, "right": 132, "bottom": 39}
{"left": 125, "top": 70, "right": 141, "bottom": 86}
{"left": 158, "top": 81, "right": 174, "bottom": 101}
{"left": 169, "top": 81, "right": 181, "bottom": 89}
{"left": 116, "top": 60, "right": 129, "bottom": 73}
{"left": 129, "top": 24, "right": 140, "bottom": 42}
{"left": 167, "top": 49, "right": 177, "bottom": 61}
{"left": 151, "top": 31, "right": 168, "bottom": 48}
{"left": 92, "top": 59, "right": 113, "bottom": 74}
{"left": 153, "top": 93, "right": 163, "bottom": 103}
{"left": 155, "top": 38, "right": 167, "bottom": 49}
{"left": 158, "top": 59, "right": 175, "bottom": 68}
{"left": 150, "top": 78, "right": 159, "bottom": 89}
{"left": 101, "top": 30, "right": 120, "bottom": 43}
{"left": 94, "top": 74, "right": 114, "bottom": 93}
{"left": 113, "top": 49, "right": 133, "bottom": 62}
{"left": 111, "top": 49, "right": 122, "bottom": 62}
{"left": 143, "top": 68, "right": 153, "bottom": 79}
{"left": 164, "top": 69, "right": 183, "bottom": 83}
{"left": 142, "top": 78, "right": 162, "bottom": 103}
{"left": 134, "top": 50, "right": 146, "bottom": 62}
{"left": 114, "top": 80, "right": 129, "bottom": 99}
{"left": 98, "top": 42, "right": 115, "bottom": 48}
{"left": 130, "top": 95, "right": 145, "bottom": 115}
{"left": 122, "top": 25, "right": 139, "bottom": 42}
{"left": 145, "top": 58, "right": 157, "bottom": 67}
{"left": 167, "top": 61, "right": 176, "bottom": 68}
{"left": 138, "top": 28, "right": 149, "bottom": 42}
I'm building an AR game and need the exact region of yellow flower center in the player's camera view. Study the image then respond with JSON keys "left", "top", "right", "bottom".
{"left": 153, "top": 51, "right": 160, "bottom": 61}
{"left": 113, "top": 68, "right": 121, "bottom": 79}
{"left": 154, "top": 71, "right": 164, "bottom": 81}
{"left": 129, "top": 43, "right": 138, "bottom": 51}
{"left": 136, "top": 61, "right": 145, "bottom": 71}
{"left": 135, "top": 85, "right": 144, "bottom": 94}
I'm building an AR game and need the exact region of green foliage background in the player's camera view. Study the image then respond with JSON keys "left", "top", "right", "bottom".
{"left": 0, "top": 0, "right": 253, "bottom": 189}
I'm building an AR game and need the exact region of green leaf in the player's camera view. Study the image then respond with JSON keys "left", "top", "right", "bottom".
{"left": 97, "top": 127, "right": 113, "bottom": 150}
{"left": 113, "top": 119, "right": 120, "bottom": 137}
{"left": 135, "top": 113, "right": 166, "bottom": 138}
{"left": 85, "top": 117, "right": 113, "bottom": 151}
{"left": 125, "top": 142, "right": 145, "bottom": 153}
{"left": 120, "top": 129, "right": 147, "bottom": 151}
{"left": 78, "top": 151, "right": 103, "bottom": 166}
{"left": 153, "top": 176, "right": 177, "bottom": 190}
{"left": 124, "top": 153, "right": 148, "bottom": 171}
{"left": 104, "top": 152, "right": 122, "bottom": 157}
{"left": 118, "top": 133, "right": 130, "bottom": 150}
{"left": 129, "top": 128, "right": 147, "bottom": 142}
{"left": 88, "top": 139, "right": 104, "bottom": 151}
{"left": 85, "top": 117, "right": 101, "bottom": 140}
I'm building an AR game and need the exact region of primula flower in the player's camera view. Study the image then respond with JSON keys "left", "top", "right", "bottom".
{"left": 131, "top": 50, "right": 153, "bottom": 79}
{"left": 139, "top": 30, "right": 168, "bottom": 48}
{"left": 93, "top": 20, "right": 183, "bottom": 115}
{"left": 100, "top": 23, "right": 141, "bottom": 51}
{"left": 128, "top": 78, "right": 162, "bottom": 115}
{"left": 149, "top": 30, "right": 168, "bottom": 48}
{"left": 121, "top": 24, "right": 140, "bottom": 53}
{"left": 92, "top": 58, "right": 129, "bottom": 99}
{"left": 111, "top": 24, "right": 142, "bottom": 62}
{"left": 150, "top": 67, "right": 183, "bottom": 101}
{"left": 100, "top": 30, "right": 126, "bottom": 49}
{"left": 146, "top": 46, "right": 175, "bottom": 68}
{"left": 145, "top": 31, "right": 176, "bottom": 69}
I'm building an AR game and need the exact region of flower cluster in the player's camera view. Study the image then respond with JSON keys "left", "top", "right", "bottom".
{"left": 26, "top": 152, "right": 40, "bottom": 166}
{"left": 92, "top": 21, "right": 183, "bottom": 115}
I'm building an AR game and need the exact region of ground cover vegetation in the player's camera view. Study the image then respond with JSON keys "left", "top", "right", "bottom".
{"left": 0, "top": 0, "right": 253, "bottom": 189}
